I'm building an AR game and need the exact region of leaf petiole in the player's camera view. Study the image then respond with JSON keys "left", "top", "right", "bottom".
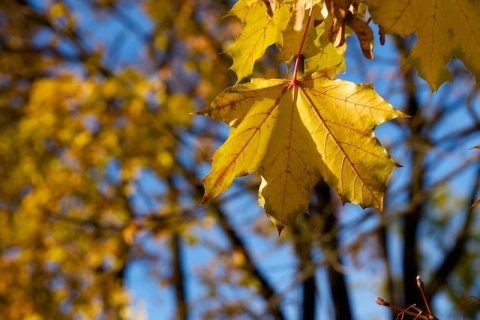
{"left": 292, "top": 0, "right": 315, "bottom": 85}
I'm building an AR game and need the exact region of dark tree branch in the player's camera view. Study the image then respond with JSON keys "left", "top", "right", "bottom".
{"left": 292, "top": 215, "right": 317, "bottom": 320}
{"left": 213, "top": 206, "right": 286, "bottom": 319}
{"left": 425, "top": 165, "right": 480, "bottom": 299}
{"left": 377, "top": 224, "right": 395, "bottom": 319}
{"left": 166, "top": 177, "right": 189, "bottom": 320}
{"left": 175, "top": 160, "right": 285, "bottom": 319}
{"left": 171, "top": 232, "right": 188, "bottom": 320}
{"left": 395, "top": 36, "right": 425, "bottom": 308}
{"left": 20, "top": 0, "right": 113, "bottom": 77}
{"left": 315, "top": 180, "right": 352, "bottom": 320}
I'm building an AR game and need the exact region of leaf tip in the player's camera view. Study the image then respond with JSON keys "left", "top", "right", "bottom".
{"left": 200, "top": 195, "right": 210, "bottom": 205}
{"left": 398, "top": 112, "right": 411, "bottom": 119}
{"left": 276, "top": 225, "right": 285, "bottom": 236}
{"left": 377, "top": 201, "right": 384, "bottom": 213}
{"left": 362, "top": 49, "right": 374, "bottom": 60}
{"left": 266, "top": 213, "right": 286, "bottom": 236}
{"left": 200, "top": 178, "right": 214, "bottom": 205}
{"left": 395, "top": 162, "right": 403, "bottom": 168}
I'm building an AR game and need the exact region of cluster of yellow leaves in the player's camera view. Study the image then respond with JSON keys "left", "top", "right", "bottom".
{"left": 199, "top": 0, "right": 406, "bottom": 231}
{"left": 228, "top": 0, "right": 345, "bottom": 81}
{"left": 0, "top": 0, "right": 249, "bottom": 316}
{"left": 0, "top": 70, "right": 194, "bottom": 317}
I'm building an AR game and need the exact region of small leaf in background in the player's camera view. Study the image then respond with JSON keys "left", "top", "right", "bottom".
{"left": 347, "top": 14, "right": 374, "bottom": 59}
{"left": 226, "top": 0, "right": 292, "bottom": 82}
{"left": 279, "top": 3, "right": 324, "bottom": 67}
{"left": 280, "top": 4, "right": 345, "bottom": 76}
{"left": 367, "top": 0, "right": 480, "bottom": 90}
{"left": 328, "top": 0, "right": 374, "bottom": 59}
{"left": 293, "top": 1, "right": 306, "bottom": 32}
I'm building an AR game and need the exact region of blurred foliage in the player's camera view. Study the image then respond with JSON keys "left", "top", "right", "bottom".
{"left": 1, "top": 1, "right": 480, "bottom": 320}
{"left": 0, "top": 0, "right": 238, "bottom": 318}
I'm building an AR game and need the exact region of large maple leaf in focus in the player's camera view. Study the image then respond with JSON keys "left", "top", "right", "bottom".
{"left": 367, "top": 0, "right": 480, "bottom": 90}
{"left": 198, "top": 68, "right": 406, "bottom": 232}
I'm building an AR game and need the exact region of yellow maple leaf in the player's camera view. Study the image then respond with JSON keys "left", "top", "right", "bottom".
{"left": 279, "top": 3, "right": 324, "bottom": 65}
{"left": 226, "top": 0, "right": 291, "bottom": 82}
{"left": 198, "top": 68, "right": 407, "bottom": 232}
{"left": 280, "top": 4, "right": 349, "bottom": 77}
{"left": 367, "top": 0, "right": 480, "bottom": 90}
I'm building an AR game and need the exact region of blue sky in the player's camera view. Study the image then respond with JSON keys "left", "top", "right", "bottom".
{"left": 122, "top": 5, "right": 479, "bottom": 319}
{"left": 31, "top": 0, "right": 480, "bottom": 318}
{"left": 122, "top": 27, "right": 408, "bottom": 319}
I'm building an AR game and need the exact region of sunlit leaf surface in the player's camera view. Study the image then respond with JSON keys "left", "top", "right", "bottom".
{"left": 227, "top": 0, "right": 291, "bottom": 82}
{"left": 198, "top": 68, "right": 406, "bottom": 231}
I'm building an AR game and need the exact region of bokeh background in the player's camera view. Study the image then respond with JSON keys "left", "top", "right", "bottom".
{"left": 1, "top": 0, "right": 480, "bottom": 319}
